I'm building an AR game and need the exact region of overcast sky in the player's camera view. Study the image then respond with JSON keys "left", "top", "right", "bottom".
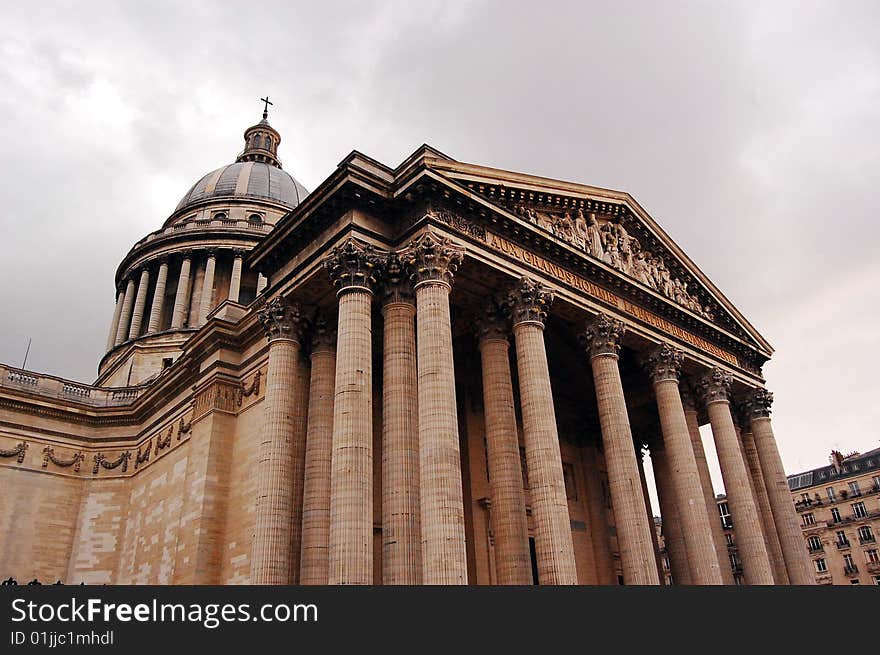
{"left": 1, "top": 1, "right": 878, "bottom": 505}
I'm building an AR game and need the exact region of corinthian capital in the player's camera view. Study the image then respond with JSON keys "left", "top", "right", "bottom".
{"left": 323, "top": 238, "right": 382, "bottom": 295}
{"left": 400, "top": 231, "right": 464, "bottom": 288}
{"left": 580, "top": 313, "right": 625, "bottom": 358}
{"left": 696, "top": 367, "right": 733, "bottom": 404}
{"left": 505, "top": 277, "right": 554, "bottom": 327}
{"left": 309, "top": 312, "right": 337, "bottom": 354}
{"left": 380, "top": 252, "right": 414, "bottom": 305}
{"left": 643, "top": 343, "right": 683, "bottom": 384}
{"left": 258, "top": 297, "right": 303, "bottom": 342}
{"left": 476, "top": 298, "right": 509, "bottom": 344}
{"left": 679, "top": 381, "right": 698, "bottom": 412}
{"left": 745, "top": 387, "right": 774, "bottom": 419}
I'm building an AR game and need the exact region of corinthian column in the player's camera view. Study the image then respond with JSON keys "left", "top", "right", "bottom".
{"left": 738, "top": 417, "right": 789, "bottom": 584}
{"left": 401, "top": 232, "right": 468, "bottom": 585}
{"left": 128, "top": 268, "right": 151, "bottom": 339}
{"left": 681, "top": 384, "right": 735, "bottom": 584}
{"left": 746, "top": 389, "right": 814, "bottom": 585}
{"left": 477, "top": 300, "right": 531, "bottom": 585}
{"left": 580, "top": 314, "right": 659, "bottom": 585}
{"left": 324, "top": 238, "right": 380, "bottom": 585}
{"left": 171, "top": 255, "right": 192, "bottom": 329}
{"left": 644, "top": 344, "right": 722, "bottom": 584}
{"left": 649, "top": 441, "right": 690, "bottom": 585}
{"left": 251, "top": 296, "right": 307, "bottom": 584}
{"left": 697, "top": 368, "right": 773, "bottom": 585}
{"left": 380, "top": 255, "right": 422, "bottom": 585}
{"left": 147, "top": 259, "right": 169, "bottom": 333}
{"left": 197, "top": 251, "right": 217, "bottom": 326}
{"left": 299, "top": 315, "right": 337, "bottom": 585}
{"left": 106, "top": 287, "right": 125, "bottom": 351}
{"left": 506, "top": 277, "right": 577, "bottom": 585}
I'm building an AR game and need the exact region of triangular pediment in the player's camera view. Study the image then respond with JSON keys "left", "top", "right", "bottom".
{"left": 420, "top": 157, "right": 772, "bottom": 360}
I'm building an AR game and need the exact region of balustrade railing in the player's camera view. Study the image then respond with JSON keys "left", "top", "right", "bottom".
{"left": 1, "top": 364, "right": 145, "bottom": 407}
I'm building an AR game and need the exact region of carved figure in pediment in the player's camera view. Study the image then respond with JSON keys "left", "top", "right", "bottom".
{"left": 658, "top": 261, "right": 673, "bottom": 297}
{"left": 536, "top": 211, "right": 553, "bottom": 232}
{"left": 558, "top": 212, "right": 575, "bottom": 242}
{"left": 572, "top": 209, "right": 588, "bottom": 249}
{"left": 632, "top": 250, "right": 653, "bottom": 287}
{"left": 586, "top": 212, "right": 604, "bottom": 259}
{"left": 603, "top": 234, "right": 622, "bottom": 269}
{"left": 618, "top": 235, "right": 635, "bottom": 275}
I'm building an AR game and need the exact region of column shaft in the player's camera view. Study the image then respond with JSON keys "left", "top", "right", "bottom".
{"left": 684, "top": 403, "right": 734, "bottom": 584}
{"left": 256, "top": 274, "right": 268, "bottom": 296}
{"left": 750, "top": 412, "right": 814, "bottom": 584}
{"left": 197, "top": 254, "right": 217, "bottom": 325}
{"left": 382, "top": 301, "right": 422, "bottom": 584}
{"left": 580, "top": 444, "right": 616, "bottom": 585}
{"left": 114, "top": 278, "right": 136, "bottom": 345}
{"left": 229, "top": 255, "right": 243, "bottom": 303}
{"left": 590, "top": 354, "right": 659, "bottom": 584}
{"left": 651, "top": 444, "right": 691, "bottom": 584}
{"left": 651, "top": 372, "right": 723, "bottom": 584}
{"left": 299, "top": 344, "right": 336, "bottom": 585}
{"left": 741, "top": 427, "right": 789, "bottom": 584}
{"left": 416, "top": 282, "right": 468, "bottom": 584}
{"left": 328, "top": 290, "right": 374, "bottom": 585}
{"left": 706, "top": 400, "right": 773, "bottom": 584}
{"left": 251, "top": 333, "right": 304, "bottom": 584}
{"left": 479, "top": 334, "right": 531, "bottom": 585}
{"left": 106, "top": 289, "right": 125, "bottom": 351}
{"left": 513, "top": 322, "right": 578, "bottom": 584}
{"left": 147, "top": 261, "right": 169, "bottom": 333}
{"left": 637, "top": 451, "right": 666, "bottom": 583}
{"left": 170, "top": 257, "right": 192, "bottom": 329}
{"left": 128, "top": 268, "right": 150, "bottom": 340}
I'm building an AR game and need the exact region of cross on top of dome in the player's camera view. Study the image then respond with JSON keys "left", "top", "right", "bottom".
{"left": 237, "top": 96, "right": 282, "bottom": 167}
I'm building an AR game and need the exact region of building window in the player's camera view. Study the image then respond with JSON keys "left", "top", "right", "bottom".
{"left": 729, "top": 553, "right": 738, "bottom": 569}
{"left": 212, "top": 212, "right": 227, "bottom": 221}
{"left": 865, "top": 549, "right": 879, "bottom": 564}
{"left": 248, "top": 213, "right": 263, "bottom": 226}
{"left": 807, "top": 536, "right": 822, "bottom": 551}
{"left": 802, "top": 513, "right": 815, "bottom": 526}
{"left": 831, "top": 507, "right": 842, "bottom": 523}
{"left": 836, "top": 530, "right": 850, "bottom": 547}
{"left": 849, "top": 481, "right": 862, "bottom": 497}
{"left": 725, "top": 534, "right": 734, "bottom": 546}
{"left": 858, "top": 526, "right": 875, "bottom": 543}
{"left": 827, "top": 487, "right": 836, "bottom": 502}
{"left": 850, "top": 579, "right": 860, "bottom": 584}
{"left": 844, "top": 553, "right": 856, "bottom": 570}
{"left": 815, "top": 558, "right": 827, "bottom": 573}
{"left": 871, "top": 475, "right": 880, "bottom": 490}
{"left": 853, "top": 502, "right": 868, "bottom": 519}
{"left": 874, "top": 575, "right": 880, "bottom": 586}
{"left": 718, "top": 502, "right": 732, "bottom": 529}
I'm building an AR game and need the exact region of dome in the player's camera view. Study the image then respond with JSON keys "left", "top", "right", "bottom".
{"left": 174, "top": 161, "right": 308, "bottom": 213}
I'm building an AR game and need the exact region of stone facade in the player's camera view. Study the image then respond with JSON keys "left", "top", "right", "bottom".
{"left": 0, "top": 114, "right": 809, "bottom": 585}
{"left": 788, "top": 449, "right": 880, "bottom": 585}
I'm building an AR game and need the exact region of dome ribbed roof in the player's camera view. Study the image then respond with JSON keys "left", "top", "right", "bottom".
{"left": 174, "top": 161, "right": 308, "bottom": 213}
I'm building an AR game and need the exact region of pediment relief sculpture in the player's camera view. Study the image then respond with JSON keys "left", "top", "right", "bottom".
{"left": 512, "top": 204, "right": 715, "bottom": 321}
